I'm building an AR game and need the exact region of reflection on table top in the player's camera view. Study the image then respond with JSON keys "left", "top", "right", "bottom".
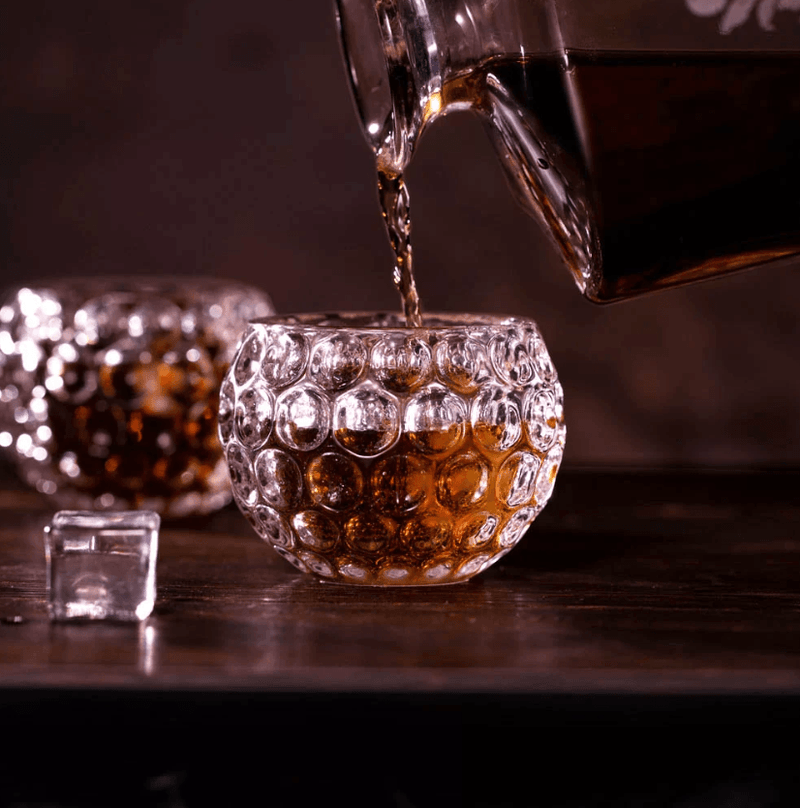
{"left": 1, "top": 466, "right": 799, "bottom": 698}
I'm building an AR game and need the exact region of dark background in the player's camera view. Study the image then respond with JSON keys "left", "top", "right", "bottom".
{"left": 2, "top": 0, "right": 799, "bottom": 467}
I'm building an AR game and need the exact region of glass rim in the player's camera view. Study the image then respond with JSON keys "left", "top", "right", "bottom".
{"left": 247, "top": 311, "right": 540, "bottom": 331}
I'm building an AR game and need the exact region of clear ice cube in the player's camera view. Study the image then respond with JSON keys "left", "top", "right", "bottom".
{"left": 44, "top": 510, "right": 159, "bottom": 622}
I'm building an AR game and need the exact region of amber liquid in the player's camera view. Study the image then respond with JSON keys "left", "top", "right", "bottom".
{"left": 255, "top": 421, "right": 553, "bottom": 585}
{"left": 45, "top": 347, "right": 225, "bottom": 512}
{"left": 493, "top": 51, "right": 800, "bottom": 299}
{"left": 382, "top": 51, "right": 800, "bottom": 303}
{"left": 378, "top": 168, "right": 423, "bottom": 327}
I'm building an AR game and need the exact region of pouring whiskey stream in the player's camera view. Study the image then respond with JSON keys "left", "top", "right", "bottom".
{"left": 337, "top": 0, "right": 800, "bottom": 305}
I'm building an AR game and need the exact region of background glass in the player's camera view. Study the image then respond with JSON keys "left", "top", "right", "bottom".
{"left": 0, "top": 278, "right": 274, "bottom": 516}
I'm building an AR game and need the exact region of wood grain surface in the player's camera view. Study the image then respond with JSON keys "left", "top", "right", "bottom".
{"left": 1, "top": 466, "right": 799, "bottom": 696}
{"left": 2, "top": 467, "right": 800, "bottom": 805}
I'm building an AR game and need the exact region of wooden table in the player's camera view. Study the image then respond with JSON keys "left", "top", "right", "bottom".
{"left": 2, "top": 467, "right": 799, "bottom": 805}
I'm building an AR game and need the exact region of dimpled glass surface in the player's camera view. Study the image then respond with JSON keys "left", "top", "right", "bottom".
{"left": 220, "top": 313, "right": 566, "bottom": 585}
{"left": 0, "top": 279, "right": 274, "bottom": 516}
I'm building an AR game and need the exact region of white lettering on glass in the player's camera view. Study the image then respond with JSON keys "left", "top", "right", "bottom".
{"left": 686, "top": 0, "right": 800, "bottom": 33}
